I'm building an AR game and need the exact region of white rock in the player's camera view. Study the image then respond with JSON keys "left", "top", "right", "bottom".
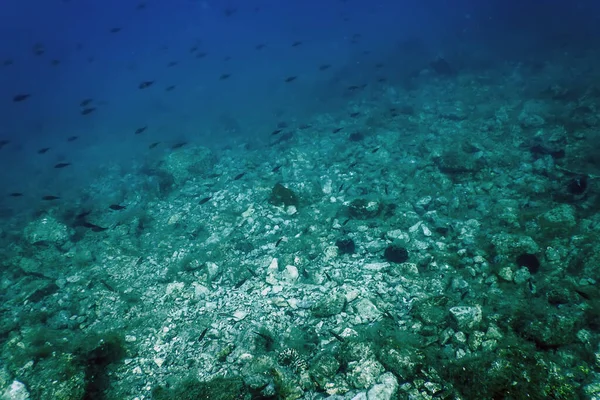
{"left": 282, "top": 265, "right": 299, "bottom": 282}
{"left": 367, "top": 372, "right": 398, "bottom": 400}
{"left": 2, "top": 381, "right": 29, "bottom": 400}
{"left": 232, "top": 310, "right": 248, "bottom": 321}
{"left": 154, "top": 358, "right": 164, "bottom": 368}
{"left": 363, "top": 262, "right": 389, "bottom": 271}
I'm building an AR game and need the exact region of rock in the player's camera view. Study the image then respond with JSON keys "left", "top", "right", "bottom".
{"left": 367, "top": 372, "right": 398, "bottom": 400}
{"left": 312, "top": 291, "right": 346, "bottom": 318}
{"left": 1, "top": 381, "right": 30, "bottom": 400}
{"left": 354, "top": 298, "right": 380, "bottom": 323}
{"left": 449, "top": 305, "right": 482, "bottom": 331}
{"left": 540, "top": 204, "right": 577, "bottom": 231}
{"left": 346, "top": 358, "right": 385, "bottom": 389}
{"left": 23, "top": 215, "right": 71, "bottom": 247}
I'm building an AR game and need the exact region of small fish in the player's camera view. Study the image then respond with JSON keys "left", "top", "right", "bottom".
{"left": 233, "top": 172, "right": 245, "bottom": 181}
{"left": 0, "top": 139, "right": 9, "bottom": 149}
{"left": 67, "top": 136, "right": 79, "bottom": 142}
{"left": 42, "top": 195, "right": 60, "bottom": 201}
{"left": 234, "top": 277, "right": 248, "bottom": 289}
{"left": 332, "top": 127, "right": 343, "bottom": 133}
{"left": 51, "top": 59, "right": 60, "bottom": 66}
{"left": 299, "top": 124, "right": 312, "bottom": 130}
{"left": 138, "top": 81, "right": 154, "bottom": 89}
{"left": 291, "top": 41, "right": 302, "bottom": 47}
{"left": 196, "top": 52, "right": 207, "bottom": 59}
{"left": 167, "top": 61, "right": 178, "bottom": 67}
{"left": 198, "top": 327, "right": 209, "bottom": 342}
{"left": 347, "top": 84, "right": 366, "bottom": 91}
{"left": 75, "top": 210, "right": 92, "bottom": 220}
{"left": 329, "top": 330, "right": 345, "bottom": 342}
{"left": 271, "top": 129, "right": 282, "bottom": 136}
{"left": 83, "top": 222, "right": 108, "bottom": 232}
{"left": 134, "top": 126, "right": 147, "bottom": 135}
{"left": 284, "top": 76, "right": 297, "bottom": 83}
{"left": 54, "top": 162, "right": 71, "bottom": 169}
{"left": 377, "top": 77, "right": 387, "bottom": 83}
{"left": 219, "top": 73, "right": 231, "bottom": 80}
{"left": 199, "top": 196, "right": 212, "bottom": 205}
{"left": 149, "top": 142, "right": 160, "bottom": 149}
{"left": 255, "top": 44, "right": 266, "bottom": 50}
{"left": 2, "top": 59, "right": 13, "bottom": 66}
{"left": 165, "top": 85, "right": 176, "bottom": 91}
{"left": 8, "top": 192, "right": 23, "bottom": 197}
{"left": 171, "top": 142, "right": 187, "bottom": 149}
{"left": 136, "top": 2, "right": 146, "bottom": 10}
{"left": 81, "top": 107, "right": 96, "bottom": 115}
{"left": 224, "top": 7, "right": 237, "bottom": 17}
{"left": 13, "top": 94, "right": 31, "bottom": 102}
{"left": 37, "top": 147, "right": 50, "bottom": 154}
{"left": 80, "top": 98, "right": 93, "bottom": 107}
{"left": 319, "top": 64, "right": 331, "bottom": 71}
{"left": 109, "top": 204, "right": 126, "bottom": 210}
{"left": 272, "top": 165, "right": 282, "bottom": 173}
{"left": 109, "top": 27, "right": 121, "bottom": 33}
{"left": 246, "top": 267, "right": 258, "bottom": 278}
{"left": 349, "top": 112, "right": 360, "bottom": 118}
{"left": 275, "top": 238, "right": 283, "bottom": 247}
{"left": 371, "top": 147, "right": 380, "bottom": 154}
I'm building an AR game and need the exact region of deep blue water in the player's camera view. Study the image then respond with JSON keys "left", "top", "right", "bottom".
{"left": 1, "top": 0, "right": 599, "bottom": 217}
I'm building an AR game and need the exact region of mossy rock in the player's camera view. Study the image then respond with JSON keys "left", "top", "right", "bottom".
{"left": 348, "top": 199, "right": 382, "bottom": 219}
{"left": 269, "top": 183, "right": 299, "bottom": 208}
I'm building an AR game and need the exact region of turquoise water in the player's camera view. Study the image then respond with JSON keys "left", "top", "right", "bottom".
{"left": 1, "top": 1, "right": 600, "bottom": 399}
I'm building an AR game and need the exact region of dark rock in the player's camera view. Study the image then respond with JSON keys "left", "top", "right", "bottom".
{"left": 567, "top": 175, "right": 587, "bottom": 195}
{"left": 384, "top": 245, "right": 409, "bottom": 263}
{"left": 336, "top": 238, "right": 355, "bottom": 254}
{"left": 516, "top": 253, "right": 540, "bottom": 274}
{"left": 269, "top": 183, "right": 299, "bottom": 207}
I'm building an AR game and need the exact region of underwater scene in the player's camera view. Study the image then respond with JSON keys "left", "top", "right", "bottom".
{"left": 1, "top": 0, "right": 600, "bottom": 399}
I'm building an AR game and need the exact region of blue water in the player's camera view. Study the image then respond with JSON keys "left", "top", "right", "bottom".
{"left": 2, "top": 0, "right": 600, "bottom": 398}
{"left": 2, "top": 0, "right": 596, "bottom": 211}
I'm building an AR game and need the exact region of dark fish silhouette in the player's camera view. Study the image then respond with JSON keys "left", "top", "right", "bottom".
{"left": 224, "top": 7, "right": 237, "bottom": 17}
{"left": 167, "top": 61, "right": 178, "bottom": 67}
{"left": 54, "top": 162, "right": 71, "bottom": 169}
{"left": 149, "top": 142, "right": 160, "bottom": 149}
{"left": 2, "top": 59, "right": 13, "bottom": 66}
{"left": 138, "top": 81, "right": 154, "bottom": 89}
{"left": 13, "top": 94, "right": 31, "bottom": 102}
{"left": 136, "top": 2, "right": 146, "bottom": 10}
{"left": 319, "top": 64, "right": 331, "bottom": 71}
{"left": 80, "top": 98, "right": 93, "bottom": 107}
{"left": 135, "top": 126, "right": 147, "bottom": 135}
{"left": 350, "top": 112, "right": 360, "bottom": 118}
{"left": 109, "top": 204, "right": 126, "bottom": 210}
{"left": 255, "top": 44, "right": 266, "bottom": 50}
{"left": 165, "top": 85, "right": 176, "bottom": 91}
{"left": 199, "top": 196, "right": 212, "bottom": 205}
{"left": 0, "top": 140, "right": 10, "bottom": 149}
{"left": 332, "top": 127, "right": 343, "bottom": 133}
{"left": 233, "top": 172, "right": 245, "bottom": 181}
{"left": 8, "top": 192, "right": 23, "bottom": 197}
{"left": 81, "top": 107, "right": 96, "bottom": 115}
{"left": 37, "top": 147, "right": 50, "bottom": 154}
{"left": 32, "top": 43, "right": 45, "bottom": 56}
{"left": 219, "top": 73, "right": 231, "bottom": 80}
{"left": 347, "top": 84, "right": 366, "bottom": 91}
{"left": 42, "top": 195, "right": 60, "bottom": 201}
{"left": 271, "top": 129, "right": 282, "bottom": 136}
{"left": 67, "top": 136, "right": 78, "bottom": 142}
{"left": 82, "top": 222, "right": 108, "bottom": 232}
{"left": 284, "top": 76, "right": 297, "bottom": 83}
{"left": 51, "top": 59, "right": 60, "bottom": 66}
{"left": 196, "top": 52, "right": 207, "bottom": 59}
{"left": 272, "top": 165, "right": 282, "bottom": 173}
{"left": 109, "top": 27, "right": 121, "bottom": 33}
{"left": 171, "top": 142, "right": 187, "bottom": 149}
{"left": 291, "top": 41, "right": 302, "bottom": 47}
